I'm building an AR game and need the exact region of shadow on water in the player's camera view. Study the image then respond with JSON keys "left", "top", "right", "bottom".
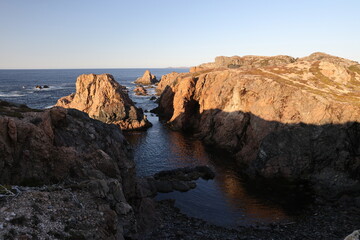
{"left": 124, "top": 114, "right": 312, "bottom": 227}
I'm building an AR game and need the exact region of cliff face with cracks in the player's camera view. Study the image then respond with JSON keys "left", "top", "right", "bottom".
{"left": 0, "top": 101, "right": 155, "bottom": 239}
{"left": 157, "top": 52, "right": 360, "bottom": 196}
{"left": 56, "top": 73, "right": 151, "bottom": 131}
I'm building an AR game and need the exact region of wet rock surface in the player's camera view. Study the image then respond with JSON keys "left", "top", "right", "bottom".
{"left": 152, "top": 166, "right": 214, "bottom": 193}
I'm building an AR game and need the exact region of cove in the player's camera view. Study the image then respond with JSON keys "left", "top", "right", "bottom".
{"left": 124, "top": 99, "right": 310, "bottom": 227}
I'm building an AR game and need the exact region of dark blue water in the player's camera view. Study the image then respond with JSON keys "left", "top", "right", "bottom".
{"left": 0, "top": 68, "right": 298, "bottom": 227}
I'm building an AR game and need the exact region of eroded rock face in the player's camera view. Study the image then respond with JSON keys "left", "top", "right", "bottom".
{"left": 157, "top": 52, "right": 360, "bottom": 196}
{"left": 0, "top": 101, "right": 155, "bottom": 239}
{"left": 135, "top": 70, "right": 158, "bottom": 85}
{"left": 56, "top": 73, "right": 151, "bottom": 130}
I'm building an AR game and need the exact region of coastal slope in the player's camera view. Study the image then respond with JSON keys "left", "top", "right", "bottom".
{"left": 0, "top": 101, "right": 155, "bottom": 239}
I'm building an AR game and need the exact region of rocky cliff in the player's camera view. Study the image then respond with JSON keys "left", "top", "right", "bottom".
{"left": 56, "top": 73, "right": 151, "bottom": 130}
{"left": 157, "top": 52, "right": 360, "bottom": 196}
{"left": 0, "top": 101, "right": 155, "bottom": 239}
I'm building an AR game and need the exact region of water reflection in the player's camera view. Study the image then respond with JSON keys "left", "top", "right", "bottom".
{"left": 124, "top": 113, "right": 303, "bottom": 226}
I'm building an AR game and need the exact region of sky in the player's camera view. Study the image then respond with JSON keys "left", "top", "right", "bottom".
{"left": 0, "top": 0, "right": 359, "bottom": 69}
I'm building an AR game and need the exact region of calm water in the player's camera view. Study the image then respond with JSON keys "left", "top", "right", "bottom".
{"left": 0, "top": 68, "right": 306, "bottom": 227}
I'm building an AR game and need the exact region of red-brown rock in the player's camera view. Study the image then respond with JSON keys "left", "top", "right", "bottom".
{"left": 157, "top": 52, "right": 360, "bottom": 196}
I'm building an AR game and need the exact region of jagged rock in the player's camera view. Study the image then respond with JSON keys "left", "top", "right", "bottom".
{"left": 0, "top": 101, "right": 155, "bottom": 239}
{"left": 134, "top": 85, "right": 148, "bottom": 96}
{"left": 157, "top": 52, "right": 360, "bottom": 197}
{"left": 56, "top": 73, "right": 151, "bottom": 130}
{"left": 135, "top": 70, "right": 158, "bottom": 85}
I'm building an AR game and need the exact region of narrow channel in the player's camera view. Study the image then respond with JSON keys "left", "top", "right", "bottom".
{"left": 124, "top": 85, "right": 307, "bottom": 227}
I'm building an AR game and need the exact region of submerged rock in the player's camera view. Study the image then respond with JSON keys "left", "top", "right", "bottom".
{"left": 135, "top": 70, "right": 158, "bottom": 85}
{"left": 150, "top": 166, "right": 215, "bottom": 193}
{"left": 56, "top": 73, "right": 151, "bottom": 131}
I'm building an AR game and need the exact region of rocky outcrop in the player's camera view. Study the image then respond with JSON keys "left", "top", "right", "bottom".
{"left": 0, "top": 101, "right": 155, "bottom": 239}
{"left": 134, "top": 85, "right": 148, "bottom": 96}
{"left": 135, "top": 70, "right": 158, "bottom": 85}
{"left": 56, "top": 73, "right": 151, "bottom": 131}
{"left": 157, "top": 52, "right": 360, "bottom": 196}
{"left": 189, "top": 54, "right": 296, "bottom": 72}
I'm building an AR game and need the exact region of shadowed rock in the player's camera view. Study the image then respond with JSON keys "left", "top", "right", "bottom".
{"left": 0, "top": 101, "right": 155, "bottom": 239}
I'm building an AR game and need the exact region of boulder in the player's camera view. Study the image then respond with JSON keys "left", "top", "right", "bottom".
{"left": 56, "top": 73, "right": 151, "bottom": 131}
{"left": 135, "top": 70, "right": 158, "bottom": 85}
{"left": 134, "top": 85, "right": 148, "bottom": 96}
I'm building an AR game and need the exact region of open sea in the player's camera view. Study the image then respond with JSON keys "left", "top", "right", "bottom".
{"left": 0, "top": 68, "right": 308, "bottom": 227}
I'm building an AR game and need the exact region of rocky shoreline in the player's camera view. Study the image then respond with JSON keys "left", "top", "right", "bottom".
{"left": 2, "top": 53, "right": 360, "bottom": 239}
{"left": 155, "top": 52, "right": 360, "bottom": 199}
{"left": 146, "top": 198, "right": 360, "bottom": 240}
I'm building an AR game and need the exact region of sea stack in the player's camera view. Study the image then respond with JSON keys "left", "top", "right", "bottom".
{"left": 56, "top": 73, "right": 151, "bottom": 130}
{"left": 135, "top": 70, "right": 158, "bottom": 85}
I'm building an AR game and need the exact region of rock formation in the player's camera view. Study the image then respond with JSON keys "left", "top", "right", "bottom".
{"left": 56, "top": 73, "right": 151, "bottom": 130}
{"left": 157, "top": 52, "right": 360, "bottom": 197}
{"left": 134, "top": 85, "right": 147, "bottom": 96}
{"left": 0, "top": 101, "right": 155, "bottom": 239}
{"left": 135, "top": 70, "right": 158, "bottom": 85}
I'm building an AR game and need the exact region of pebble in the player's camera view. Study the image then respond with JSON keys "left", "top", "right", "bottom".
{"left": 0, "top": 223, "right": 3, "bottom": 229}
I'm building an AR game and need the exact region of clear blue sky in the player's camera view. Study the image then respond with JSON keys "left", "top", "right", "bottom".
{"left": 0, "top": 0, "right": 359, "bottom": 69}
